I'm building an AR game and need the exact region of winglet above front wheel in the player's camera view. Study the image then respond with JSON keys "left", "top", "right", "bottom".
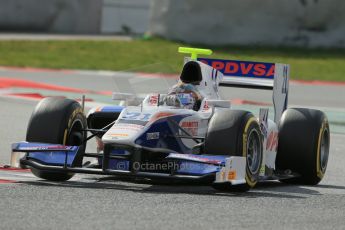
{"left": 178, "top": 47, "right": 213, "bottom": 60}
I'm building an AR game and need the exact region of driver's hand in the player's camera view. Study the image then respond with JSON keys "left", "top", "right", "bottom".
{"left": 165, "top": 94, "right": 181, "bottom": 107}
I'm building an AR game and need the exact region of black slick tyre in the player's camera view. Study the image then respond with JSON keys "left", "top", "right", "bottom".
{"left": 276, "top": 108, "right": 330, "bottom": 185}
{"left": 26, "top": 97, "right": 87, "bottom": 181}
{"left": 205, "top": 110, "right": 263, "bottom": 192}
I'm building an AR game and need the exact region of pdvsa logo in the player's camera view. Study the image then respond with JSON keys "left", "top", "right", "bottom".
{"left": 199, "top": 58, "right": 275, "bottom": 79}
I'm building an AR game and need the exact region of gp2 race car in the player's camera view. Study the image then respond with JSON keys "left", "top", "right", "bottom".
{"left": 11, "top": 47, "right": 330, "bottom": 191}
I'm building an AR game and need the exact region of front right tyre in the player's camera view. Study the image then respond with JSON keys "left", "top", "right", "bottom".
{"left": 26, "top": 97, "right": 87, "bottom": 181}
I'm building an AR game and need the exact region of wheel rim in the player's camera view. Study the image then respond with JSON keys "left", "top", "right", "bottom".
{"left": 320, "top": 128, "right": 330, "bottom": 172}
{"left": 247, "top": 129, "right": 262, "bottom": 175}
{"left": 67, "top": 119, "right": 85, "bottom": 146}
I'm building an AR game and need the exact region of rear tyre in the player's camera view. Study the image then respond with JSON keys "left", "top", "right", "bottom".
{"left": 26, "top": 97, "right": 87, "bottom": 181}
{"left": 276, "top": 108, "right": 330, "bottom": 185}
{"left": 205, "top": 110, "right": 263, "bottom": 192}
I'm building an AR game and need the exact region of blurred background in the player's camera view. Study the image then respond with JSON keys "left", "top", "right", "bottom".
{"left": 0, "top": 0, "right": 344, "bottom": 48}
{"left": 0, "top": 0, "right": 150, "bottom": 35}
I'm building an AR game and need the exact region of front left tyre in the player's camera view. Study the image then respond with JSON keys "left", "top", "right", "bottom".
{"left": 26, "top": 97, "right": 87, "bottom": 181}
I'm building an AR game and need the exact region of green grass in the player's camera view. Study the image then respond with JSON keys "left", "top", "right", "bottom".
{"left": 0, "top": 38, "right": 344, "bottom": 81}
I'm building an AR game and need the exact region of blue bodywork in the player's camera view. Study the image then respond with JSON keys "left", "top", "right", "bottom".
{"left": 12, "top": 142, "right": 226, "bottom": 176}
{"left": 99, "top": 106, "right": 124, "bottom": 113}
{"left": 135, "top": 114, "right": 192, "bottom": 153}
{"left": 12, "top": 142, "right": 80, "bottom": 167}
{"left": 13, "top": 106, "right": 226, "bottom": 178}
{"left": 166, "top": 154, "right": 226, "bottom": 175}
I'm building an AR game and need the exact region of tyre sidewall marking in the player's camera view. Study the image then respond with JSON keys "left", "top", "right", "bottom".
{"left": 316, "top": 119, "right": 328, "bottom": 179}
{"left": 63, "top": 106, "right": 84, "bottom": 145}
{"left": 243, "top": 117, "right": 259, "bottom": 187}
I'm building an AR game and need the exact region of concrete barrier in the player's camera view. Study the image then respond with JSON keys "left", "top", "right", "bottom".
{"left": 0, "top": 0, "right": 103, "bottom": 34}
{"left": 149, "top": 0, "right": 345, "bottom": 48}
{"left": 101, "top": 0, "right": 151, "bottom": 34}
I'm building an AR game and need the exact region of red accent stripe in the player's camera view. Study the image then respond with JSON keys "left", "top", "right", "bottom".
{"left": 232, "top": 99, "right": 271, "bottom": 106}
{"left": 95, "top": 91, "right": 113, "bottom": 96}
{"left": 0, "top": 179, "right": 17, "bottom": 184}
{"left": 0, "top": 167, "right": 30, "bottom": 172}
{"left": 0, "top": 77, "right": 88, "bottom": 93}
{"left": 6, "top": 93, "right": 45, "bottom": 100}
{"left": 0, "top": 77, "right": 114, "bottom": 96}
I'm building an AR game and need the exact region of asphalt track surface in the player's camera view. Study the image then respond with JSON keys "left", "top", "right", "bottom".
{"left": 0, "top": 68, "right": 345, "bottom": 230}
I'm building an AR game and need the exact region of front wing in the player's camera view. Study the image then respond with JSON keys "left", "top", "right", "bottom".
{"left": 11, "top": 142, "right": 248, "bottom": 185}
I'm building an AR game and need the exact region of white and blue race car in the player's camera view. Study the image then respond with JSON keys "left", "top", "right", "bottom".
{"left": 11, "top": 47, "right": 330, "bottom": 191}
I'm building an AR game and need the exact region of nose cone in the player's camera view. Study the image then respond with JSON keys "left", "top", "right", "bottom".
{"left": 102, "top": 123, "right": 145, "bottom": 144}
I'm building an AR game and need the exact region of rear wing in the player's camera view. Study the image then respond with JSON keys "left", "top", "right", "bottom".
{"left": 198, "top": 58, "right": 290, "bottom": 123}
